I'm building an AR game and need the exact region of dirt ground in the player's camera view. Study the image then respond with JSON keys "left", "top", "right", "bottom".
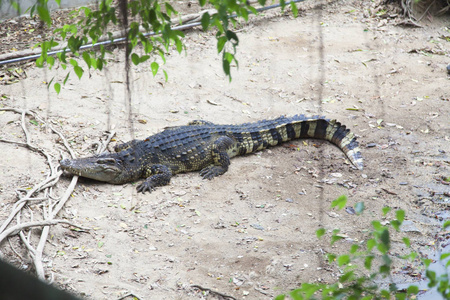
{"left": 0, "top": 0, "right": 449, "bottom": 299}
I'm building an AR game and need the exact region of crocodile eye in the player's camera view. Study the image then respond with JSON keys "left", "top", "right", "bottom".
{"left": 97, "top": 158, "right": 117, "bottom": 165}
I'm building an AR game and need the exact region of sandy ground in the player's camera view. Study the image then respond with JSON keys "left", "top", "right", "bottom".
{"left": 0, "top": 0, "right": 449, "bottom": 299}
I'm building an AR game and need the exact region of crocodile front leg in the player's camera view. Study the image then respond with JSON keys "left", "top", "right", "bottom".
{"left": 137, "top": 164, "right": 172, "bottom": 193}
{"left": 200, "top": 136, "right": 235, "bottom": 180}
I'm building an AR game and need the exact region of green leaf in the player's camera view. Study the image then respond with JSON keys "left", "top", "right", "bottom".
{"left": 36, "top": 56, "right": 44, "bottom": 68}
{"left": 443, "top": 220, "right": 450, "bottom": 229}
{"left": 389, "top": 282, "right": 398, "bottom": 292}
{"left": 423, "top": 258, "right": 432, "bottom": 268}
{"left": 82, "top": 51, "right": 91, "bottom": 68}
{"left": 407, "top": 285, "right": 419, "bottom": 295}
{"left": 140, "top": 55, "right": 150, "bottom": 63}
{"left": 223, "top": 58, "right": 230, "bottom": 77}
{"left": 131, "top": 53, "right": 140, "bottom": 66}
{"left": 350, "top": 244, "right": 359, "bottom": 254}
{"left": 379, "top": 229, "right": 390, "bottom": 252}
{"left": 200, "top": 12, "right": 210, "bottom": 31}
{"left": 327, "top": 253, "right": 336, "bottom": 264}
{"left": 225, "top": 30, "right": 239, "bottom": 46}
{"left": 364, "top": 255, "right": 374, "bottom": 270}
{"left": 274, "top": 295, "right": 285, "bottom": 300}
{"left": 70, "top": 59, "right": 78, "bottom": 67}
{"left": 175, "top": 38, "right": 183, "bottom": 53}
{"left": 340, "top": 271, "right": 354, "bottom": 282}
{"left": 74, "top": 66, "right": 84, "bottom": 79}
{"left": 379, "top": 264, "right": 390, "bottom": 275}
{"left": 372, "top": 220, "right": 383, "bottom": 231}
{"left": 164, "top": 3, "right": 177, "bottom": 17}
{"left": 391, "top": 220, "right": 401, "bottom": 232}
{"left": 331, "top": 195, "right": 347, "bottom": 210}
{"left": 337, "top": 254, "right": 350, "bottom": 266}
{"left": 402, "top": 237, "right": 411, "bottom": 248}
{"left": 367, "top": 238, "right": 376, "bottom": 251}
{"left": 63, "top": 72, "right": 70, "bottom": 85}
{"left": 37, "top": 5, "right": 51, "bottom": 26}
{"left": 380, "top": 289, "right": 390, "bottom": 298}
{"left": 426, "top": 270, "right": 437, "bottom": 287}
{"left": 440, "top": 253, "right": 450, "bottom": 260}
{"left": 199, "top": 0, "right": 206, "bottom": 7}
{"left": 151, "top": 62, "right": 159, "bottom": 76}
{"left": 316, "top": 228, "right": 325, "bottom": 238}
{"left": 54, "top": 82, "right": 61, "bottom": 94}
{"left": 163, "top": 70, "right": 168, "bottom": 82}
{"left": 330, "top": 234, "right": 344, "bottom": 245}
{"left": 354, "top": 202, "right": 365, "bottom": 214}
{"left": 382, "top": 206, "right": 391, "bottom": 216}
{"left": 217, "top": 36, "right": 227, "bottom": 53}
{"left": 46, "top": 56, "right": 55, "bottom": 68}
{"left": 290, "top": 1, "right": 299, "bottom": 17}
{"left": 47, "top": 76, "right": 54, "bottom": 90}
{"left": 396, "top": 209, "right": 405, "bottom": 223}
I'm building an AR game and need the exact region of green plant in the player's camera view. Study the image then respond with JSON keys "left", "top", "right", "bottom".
{"left": 25, "top": 0, "right": 299, "bottom": 93}
{"left": 276, "top": 195, "right": 450, "bottom": 300}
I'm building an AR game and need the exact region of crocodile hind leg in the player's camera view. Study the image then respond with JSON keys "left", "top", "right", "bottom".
{"left": 137, "top": 164, "right": 172, "bottom": 193}
{"left": 200, "top": 136, "right": 235, "bottom": 180}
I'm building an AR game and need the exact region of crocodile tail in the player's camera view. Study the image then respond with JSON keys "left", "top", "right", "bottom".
{"left": 231, "top": 115, "right": 363, "bottom": 170}
{"left": 294, "top": 117, "right": 364, "bottom": 170}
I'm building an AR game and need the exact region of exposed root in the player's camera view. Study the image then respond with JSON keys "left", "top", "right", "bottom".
{"left": 0, "top": 107, "right": 113, "bottom": 281}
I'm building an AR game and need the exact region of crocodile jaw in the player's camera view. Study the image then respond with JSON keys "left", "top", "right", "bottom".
{"left": 60, "top": 155, "right": 126, "bottom": 184}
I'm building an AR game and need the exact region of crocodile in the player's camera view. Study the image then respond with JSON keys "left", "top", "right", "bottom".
{"left": 60, "top": 115, "right": 363, "bottom": 193}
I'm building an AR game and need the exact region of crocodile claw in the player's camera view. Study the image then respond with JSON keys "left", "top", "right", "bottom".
{"left": 200, "top": 166, "right": 226, "bottom": 180}
{"left": 136, "top": 182, "right": 155, "bottom": 193}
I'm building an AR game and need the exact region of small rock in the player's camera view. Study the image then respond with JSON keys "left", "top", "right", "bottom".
{"left": 330, "top": 172, "right": 342, "bottom": 178}
{"left": 401, "top": 220, "right": 421, "bottom": 233}
{"left": 345, "top": 207, "right": 356, "bottom": 215}
{"left": 399, "top": 182, "right": 408, "bottom": 185}
{"left": 327, "top": 211, "right": 340, "bottom": 218}
{"left": 447, "top": 64, "right": 450, "bottom": 75}
{"left": 367, "top": 143, "right": 377, "bottom": 148}
{"left": 251, "top": 224, "right": 264, "bottom": 231}
{"left": 285, "top": 198, "right": 294, "bottom": 203}
{"left": 172, "top": 190, "right": 186, "bottom": 196}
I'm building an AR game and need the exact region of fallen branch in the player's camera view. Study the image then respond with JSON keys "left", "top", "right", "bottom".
{"left": 191, "top": 285, "right": 237, "bottom": 300}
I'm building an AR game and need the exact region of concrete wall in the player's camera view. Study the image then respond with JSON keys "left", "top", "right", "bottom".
{"left": 1, "top": 0, "right": 97, "bottom": 19}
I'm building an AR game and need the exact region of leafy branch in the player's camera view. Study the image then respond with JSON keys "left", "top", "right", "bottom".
{"left": 26, "top": 0, "right": 298, "bottom": 93}
{"left": 276, "top": 195, "right": 450, "bottom": 300}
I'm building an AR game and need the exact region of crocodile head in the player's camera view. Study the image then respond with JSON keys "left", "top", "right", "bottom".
{"left": 60, "top": 153, "right": 136, "bottom": 184}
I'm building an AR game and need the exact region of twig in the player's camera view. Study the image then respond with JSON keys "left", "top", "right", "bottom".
{"left": 0, "top": 171, "right": 62, "bottom": 234}
{"left": 19, "top": 231, "right": 36, "bottom": 258}
{"left": 191, "top": 285, "right": 237, "bottom": 300}
{"left": 0, "top": 220, "right": 89, "bottom": 244}
{"left": 8, "top": 237, "right": 24, "bottom": 261}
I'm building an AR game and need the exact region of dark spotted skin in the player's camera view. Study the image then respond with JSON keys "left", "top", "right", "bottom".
{"left": 60, "top": 115, "right": 363, "bottom": 193}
